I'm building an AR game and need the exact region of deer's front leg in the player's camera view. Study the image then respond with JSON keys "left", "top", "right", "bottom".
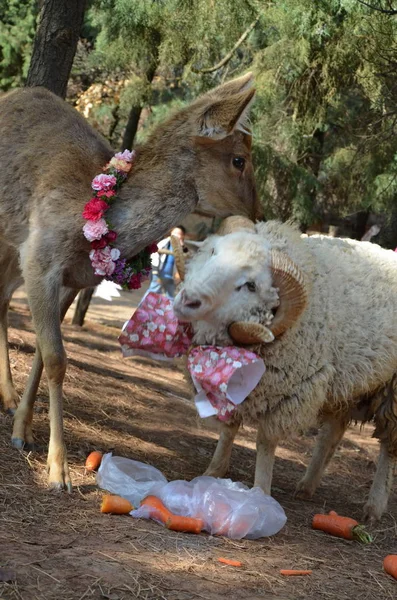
{"left": 15, "top": 261, "right": 73, "bottom": 490}
{"left": 12, "top": 287, "right": 77, "bottom": 453}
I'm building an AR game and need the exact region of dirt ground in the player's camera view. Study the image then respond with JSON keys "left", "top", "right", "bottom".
{"left": 0, "top": 289, "right": 396, "bottom": 600}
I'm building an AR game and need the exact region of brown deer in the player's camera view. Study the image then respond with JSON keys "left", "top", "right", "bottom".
{"left": 0, "top": 73, "right": 259, "bottom": 491}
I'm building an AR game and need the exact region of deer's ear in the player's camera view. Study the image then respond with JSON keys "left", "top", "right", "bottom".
{"left": 208, "top": 72, "right": 254, "bottom": 98}
{"left": 196, "top": 88, "right": 255, "bottom": 140}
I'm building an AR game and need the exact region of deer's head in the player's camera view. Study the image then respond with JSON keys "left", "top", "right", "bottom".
{"left": 136, "top": 73, "right": 261, "bottom": 221}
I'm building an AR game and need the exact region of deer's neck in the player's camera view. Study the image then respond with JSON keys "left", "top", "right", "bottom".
{"left": 106, "top": 149, "right": 198, "bottom": 258}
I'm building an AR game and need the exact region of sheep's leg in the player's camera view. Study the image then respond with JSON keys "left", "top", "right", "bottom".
{"left": 12, "top": 287, "right": 77, "bottom": 477}
{"left": 253, "top": 420, "right": 278, "bottom": 495}
{"left": 204, "top": 419, "right": 241, "bottom": 478}
{"left": 295, "top": 415, "right": 348, "bottom": 498}
{"left": 363, "top": 442, "right": 395, "bottom": 522}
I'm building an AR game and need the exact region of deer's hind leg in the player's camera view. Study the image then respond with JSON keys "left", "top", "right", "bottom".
{"left": 0, "top": 247, "right": 23, "bottom": 414}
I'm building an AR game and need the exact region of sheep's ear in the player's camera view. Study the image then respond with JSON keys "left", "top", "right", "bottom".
{"left": 196, "top": 88, "right": 255, "bottom": 140}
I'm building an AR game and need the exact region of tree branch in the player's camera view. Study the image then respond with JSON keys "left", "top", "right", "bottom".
{"left": 191, "top": 16, "right": 260, "bottom": 74}
{"left": 357, "top": 0, "right": 397, "bottom": 15}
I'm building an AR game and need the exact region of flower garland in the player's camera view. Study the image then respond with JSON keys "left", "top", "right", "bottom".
{"left": 82, "top": 149, "right": 158, "bottom": 290}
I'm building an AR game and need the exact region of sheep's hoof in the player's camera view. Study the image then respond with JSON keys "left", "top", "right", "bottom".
{"left": 294, "top": 479, "right": 316, "bottom": 499}
{"left": 6, "top": 407, "right": 16, "bottom": 416}
{"left": 363, "top": 502, "right": 384, "bottom": 524}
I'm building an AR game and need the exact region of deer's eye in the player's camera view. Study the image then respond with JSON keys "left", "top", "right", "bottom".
{"left": 232, "top": 156, "right": 246, "bottom": 171}
{"left": 246, "top": 282, "right": 256, "bottom": 292}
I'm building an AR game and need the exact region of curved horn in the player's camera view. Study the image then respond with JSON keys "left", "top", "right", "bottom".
{"left": 229, "top": 322, "right": 274, "bottom": 345}
{"left": 170, "top": 235, "right": 186, "bottom": 281}
{"left": 269, "top": 250, "right": 307, "bottom": 337}
{"left": 229, "top": 251, "right": 308, "bottom": 344}
{"left": 217, "top": 215, "right": 255, "bottom": 236}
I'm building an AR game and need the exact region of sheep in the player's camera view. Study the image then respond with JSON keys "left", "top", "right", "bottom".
{"left": 172, "top": 216, "right": 397, "bottom": 521}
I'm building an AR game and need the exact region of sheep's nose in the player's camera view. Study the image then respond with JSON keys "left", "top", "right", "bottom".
{"left": 181, "top": 290, "right": 202, "bottom": 309}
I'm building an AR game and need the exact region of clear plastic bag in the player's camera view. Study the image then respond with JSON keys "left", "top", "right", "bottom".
{"left": 97, "top": 454, "right": 286, "bottom": 539}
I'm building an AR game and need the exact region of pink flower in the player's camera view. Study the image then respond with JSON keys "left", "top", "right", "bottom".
{"left": 92, "top": 174, "right": 117, "bottom": 191}
{"left": 128, "top": 273, "right": 142, "bottom": 290}
{"left": 115, "top": 149, "right": 135, "bottom": 162}
{"left": 83, "top": 218, "right": 109, "bottom": 241}
{"left": 89, "top": 246, "right": 121, "bottom": 277}
{"left": 99, "top": 190, "right": 116, "bottom": 198}
{"left": 82, "top": 198, "right": 109, "bottom": 222}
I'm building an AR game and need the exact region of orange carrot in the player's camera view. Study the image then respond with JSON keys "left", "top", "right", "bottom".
{"left": 280, "top": 570, "right": 312, "bottom": 576}
{"left": 101, "top": 494, "right": 133, "bottom": 514}
{"left": 85, "top": 451, "right": 103, "bottom": 471}
{"left": 141, "top": 495, "right": 204, "bottom": 534}
{"left": 312, "top": 511, "right": 372, "bottom": 543}
{"left": 383, "top": 555, "right": 397, "bottom": 580}
{"left": 218, "top": 558, "right": 243, "bottom": 567}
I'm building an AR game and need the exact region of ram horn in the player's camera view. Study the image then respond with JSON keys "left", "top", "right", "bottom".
{"left": 229, "top": 322, "right": 275, "bottom": 344}
{"left": 229, "top": 250, "right": 308, "bottom": 344}
{"left": 216, "top": 215, "right": 256, "bottom": 235}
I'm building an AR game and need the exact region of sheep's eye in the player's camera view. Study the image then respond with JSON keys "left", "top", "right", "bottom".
{"left": 232, "top": 156, "right": 245, "bottom": 171}
{"left": 211, "top": 248, "right": 215, "bottom": 256}
{"left": 246, "top": 282, "right": 256, "bottom": 292}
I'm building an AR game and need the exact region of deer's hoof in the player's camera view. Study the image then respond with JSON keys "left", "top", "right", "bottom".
{"left": 11, "top": 437, "right": 25, "bottom": 450}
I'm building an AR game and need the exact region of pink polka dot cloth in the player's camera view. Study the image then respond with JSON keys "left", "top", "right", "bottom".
{"left": 119, "top": 293, "right": 265, "bottom": 421}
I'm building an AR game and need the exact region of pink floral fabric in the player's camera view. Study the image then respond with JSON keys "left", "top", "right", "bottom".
{"left": 119, "top": 293, "right": 265, "bottom": 421}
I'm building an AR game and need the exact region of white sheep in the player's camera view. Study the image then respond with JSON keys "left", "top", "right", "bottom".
{"left": 172, "top": 217, "right": 397, "bottom": 521}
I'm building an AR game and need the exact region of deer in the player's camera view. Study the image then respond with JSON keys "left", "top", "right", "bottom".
{"left": 0, "top": 72, "right": 260, "bottom": 491}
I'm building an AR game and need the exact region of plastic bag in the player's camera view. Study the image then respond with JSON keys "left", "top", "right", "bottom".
{"left": 97, "top": 453, "right": 286, "bottom": 539}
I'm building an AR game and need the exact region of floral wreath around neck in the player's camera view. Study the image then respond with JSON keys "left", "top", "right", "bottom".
{"left": 82, "top": 149, "right": 158, "bottom": 290}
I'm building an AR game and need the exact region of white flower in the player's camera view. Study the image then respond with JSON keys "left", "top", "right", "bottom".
{"left": 147, "top": 322, "right": 157, "bottom": 332}
{"left": 226, "top": 358, "right": 232, "bottom": 364}
{"left": 142, "top": 330, "right": 149, "bottom": 338}
{"left": 159, "top": 324, "right": 166, "bottom": 332}
{"left": 130, "top": 334, "right": 139, "bottom": 342}
{"left": 232, "top": 361, "right": 242, "bottom": 369}
{"left": 155, "top": 309, "right": 164, "bottom": 316}
{"left": 194, "top": 364, "right": 203, "bottom": 373}
{"left": 220, "top": 383, "right": 227, "bottom": 393}
{"left": 210, "top": 352, "right": 218, "bottom": 360}
{"left": 165, "top": 334, "right": 172, "bottom": 341}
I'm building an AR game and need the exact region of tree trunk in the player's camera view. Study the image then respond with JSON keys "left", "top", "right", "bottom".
{"left": 71, "top": 287, "right": 94, "bottom": 326}
{"left": 121, "top": 64, "right": 157, "bottom": 150}
{"left": 122, "top": 105, "right": 144, "bottom": 151}
{"left": 26, "top": 0, "right": 87, "bottom": 99}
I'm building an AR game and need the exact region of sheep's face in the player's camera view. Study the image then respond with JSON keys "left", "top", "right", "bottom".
{"left": 173, "top": 232, "right": 280, "bottom": 341}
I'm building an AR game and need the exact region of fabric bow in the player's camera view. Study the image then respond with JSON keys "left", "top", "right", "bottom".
{"left": 119, "top": 293, "right": 265, "bottom": 421}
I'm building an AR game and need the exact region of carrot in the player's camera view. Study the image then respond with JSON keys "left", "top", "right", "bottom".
{"left": 101, "top": 494, "right": 134, "bottom": 514}
{"left": 85, "top": 451, "right": 103, "bottom": 471}
{"left": 141, "top": 495, "right": 204, "bottom": 534}
{"left": 280, "top": 570, "right": 312, "bottom": 576}
{"left": 312, "top": 511, "right": 372, "bottom": 543}
{"left": 383, "top": 555, "right": 397, "bottom": 580}
{"left": 218, "top": 558, "right": 243, "bottom": 567}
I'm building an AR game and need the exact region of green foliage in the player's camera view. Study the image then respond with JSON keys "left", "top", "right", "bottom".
{"left": 5, "top": 0, "right": 395, "bottom": 241}
{"left": 0, "top": 0, "right": 37, "bottom": 90}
